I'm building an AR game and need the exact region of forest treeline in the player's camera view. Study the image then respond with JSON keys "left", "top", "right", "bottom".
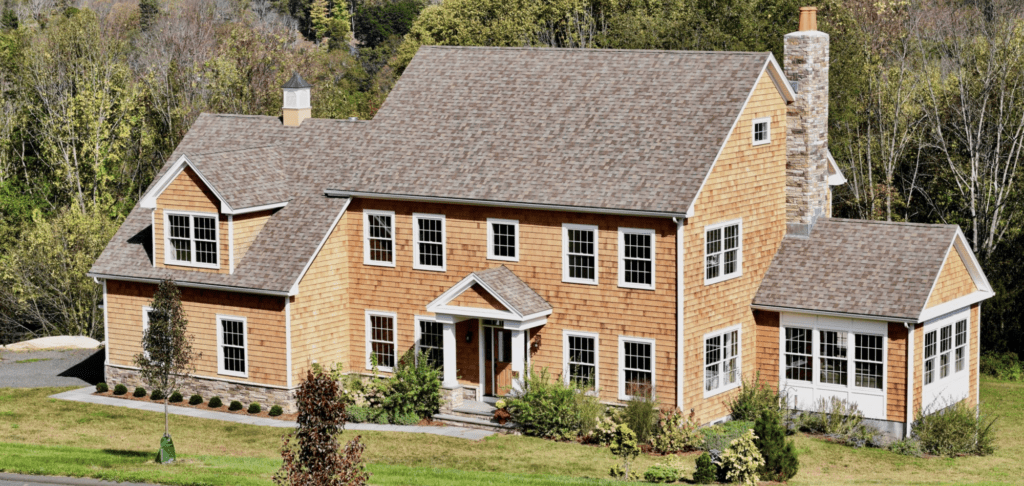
{"left": 1, "top": 0, "right": 1022, "bottom": 360}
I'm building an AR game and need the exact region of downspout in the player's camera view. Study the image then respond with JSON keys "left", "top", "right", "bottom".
{"left": 286, "top": 297, "right": 293, "bottom": 389}
{"left": 673, "top": 217, "right": 685, "bottom": 411}
{"left": 904, "top": 322, "right": 914, "bottom": 438}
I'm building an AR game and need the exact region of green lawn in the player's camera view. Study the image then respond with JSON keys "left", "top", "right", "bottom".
{"left": 0, "top": 379, "right": 1022, "bottom": 484}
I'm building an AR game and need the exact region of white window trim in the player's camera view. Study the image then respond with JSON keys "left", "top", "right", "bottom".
{"left": 617, "top": 227, "right": 656, "bottom": 290}
{"left": 163, "top": 210, "right": 220, "bottom": 270}
{"left": 414, "top": 315, "right": 444, "bottom": 366}
{"left": 618, "top": 335, "right": 656, "bottom": 401}
{"left": 923, "top": 310, "right": 970, "bottom": 389}
{"left": 412, "top": 213, "right": 446, "bottom": 272}
{"left": 752, "top": 117, "right": 771, "bottom": 146}
{"left": 216, "top": 314, "right": 248, "bottom": 378}
{"left": 562, "top": 223, "right": 599, "bottom": 285}
{"left": 562, "top": 330, "right": 599, "bottom": 390}
{"left": 703, "top": 325, "right": 742, "bottom": 398}
{"left": 363, "top": 210, "right": 396, "bottom": 268}
{"left": 487, "top": 218, "right": 520, "bottom": 262}
{"left": 704, "top": 218, "right": 743, "bottom": 285}
{"left": 365, "top": 310, "right": 398, "bottom": 372}
{"left": 779, "top": 321, "right": 888, "bottom": 397}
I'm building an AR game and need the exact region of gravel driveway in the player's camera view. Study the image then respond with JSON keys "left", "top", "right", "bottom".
{"left": 0, "top": 349, "right": 104, "bottom": 388}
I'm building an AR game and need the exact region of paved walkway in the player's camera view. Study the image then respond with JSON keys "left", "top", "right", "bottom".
{"left": 0, "top": 472, "right": 155, "bottom": 486}
{"left": 50, "top": 387, "right": 494, "bottom": 440}
{"left": 0, "top": 350, "right": 104, "bottom": 388}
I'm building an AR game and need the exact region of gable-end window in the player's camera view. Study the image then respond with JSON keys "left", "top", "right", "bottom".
{"left": 412, "top": 213, "right": 445, "bottom": 271}
{"left": 618, "top": 228, "right": 655, "bottom": 290}
{"left": 704, "top": 327, "right": 741, "bottom": 396}
{"left": 487, "top": 218, "right": 519, "bottom": 262}
{"left": 216, "top": 315, "right": 247, "bottom": 378}
{"left": 366, "top": 311, "right": 396, "bottom": 372}
{"left": 563, "top": 331, "right": 598, "bottom": 390}
{"left": 563, "top": 224, "right": 598, "bottom": 285}
{"left": 752, "top": 117, "right": 771, "bottom": 146}
{"left": 704, "top": 219, "right": 742, "bottom": 284}
{"left": 165, "top": 211, "right": 219, "bottom": 269}
{"left": 363, "top": 210, "right": 395, "bottom": 267}
{"left": 618, "top": 336, "right": 655, "bottom": 400}
{"left": 415, "top": 318, "right": 444, "bottom": 368}
{"left": 925, "top": 318, "right": 967, "bottom": 387}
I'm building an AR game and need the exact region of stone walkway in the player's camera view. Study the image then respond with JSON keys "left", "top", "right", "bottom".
{"left": 50, "top": 387, "right": 494, "bottom": 440}
{"left": 0, "top": 472, "right": 156, "bottom": 486}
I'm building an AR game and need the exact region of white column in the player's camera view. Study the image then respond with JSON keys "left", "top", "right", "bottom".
{"left": 511, "top": 327, "right": 526, "bottom": 393}
{"left": 442, "top": 322, "right": 458, "bottom": 388}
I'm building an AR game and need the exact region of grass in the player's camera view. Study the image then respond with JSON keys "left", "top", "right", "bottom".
{"left": 13, "top": 358, "right": 50, "bottom": 364}
{"left": 0, "top": 378, "right": 1022, "bottom": 484}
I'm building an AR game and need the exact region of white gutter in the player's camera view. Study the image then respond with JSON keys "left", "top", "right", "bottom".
{"left": 86, "top": 273, "right": 290, "bottom": 297}
{"left": 673, "top": 217, "right": 686, "bottom": 411}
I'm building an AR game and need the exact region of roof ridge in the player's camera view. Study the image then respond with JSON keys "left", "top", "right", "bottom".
{"left": 421, "top": 45, "right": 771, "bottom": 57}
{"left": 825, "top": 218, "right": 958, "bottom": 230}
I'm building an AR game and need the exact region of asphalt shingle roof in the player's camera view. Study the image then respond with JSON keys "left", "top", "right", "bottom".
{"left": 753, "top": 218, "right": 961, "bottom": 321}
{"left": 184, "top": 146, "right": 291, "bottom": 210}
{"left": 472, "top": 266, "right": 552, "bottom": 316}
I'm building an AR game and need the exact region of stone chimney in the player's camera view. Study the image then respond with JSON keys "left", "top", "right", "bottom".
{"left": 282, "top": 72, "right": 312, "bottom": 127}
{"left": 784, "top": 7, "right": 830, "bottom": 235}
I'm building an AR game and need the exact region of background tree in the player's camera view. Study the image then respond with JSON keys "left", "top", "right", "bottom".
{"left": 353, "top": 0, "right": 421, "bottom": 49}
{"left": 139, "top": 0, "right": 158, "bottom": 31}
{"left": 133, "top": 279, "right": 199, "bottom": 463}
{"left": 753, "top": 410, "right": 798, "bottom": 482}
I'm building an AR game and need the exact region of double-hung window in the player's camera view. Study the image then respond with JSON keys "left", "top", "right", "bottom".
{"left": 165, "top": 211, "right": 219, "bottom": 268}
{"left": 563, "top": 224, "right": 598, "bottom": 285}
{"left": 784, "top": 327, "right": 813, "bottom": 382}
{"left": 924, "top": 331, "right": 937, "bottom": 385}
{"left": 564, "top": 331, "right": 597, "bottom": 390}
{"left": 487, "top": 219, "right": 519, "bottom": 262}
{"left": 925, "top": 318, "right": 968, "bottom": 386}
{"left": 366, "top": 311, "right": 397, "bottom": 372}
{"left": 618, "top": 228, "right": 655, "bottom": 290}
{"left": 854, "top": 334, "right": 884, "bottom": 389}
{"left": 704, "top": 327, "right": 740, "bottom": 396}
{"left": 413, "top": 213, "right": 445, "bottom": 271}
{"left": 364, "top": 210, "right": 396, "bottom": 267}
{"left": 752, "top": 117, "right": 771, "bottom": 146}
{"left": 819, "top": 330, "right": 848, "bottom": 385}
{"left": 416, "top": 318, "right": 444, "bottom": 368}
{"left": 955, "top": 320, "right": 967, "bottom": 372}
{"left": 783, "top": 325, "right": 886, "bottom": 392}
{"left": 619, "top": 336, "right": 655, "bottom": 400}
{"left": 705, "top": 220, "right": 742, "bottom": 284}
{"left": 216, "top": 315, "right": 247, "bottom": 378}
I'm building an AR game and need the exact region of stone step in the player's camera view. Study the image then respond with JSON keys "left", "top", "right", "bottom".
{"left": 433, "top": 413, "right": 517, "bottom": 434}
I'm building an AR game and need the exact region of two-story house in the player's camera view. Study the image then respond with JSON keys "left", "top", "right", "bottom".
{"left": 89, "top": 7, "right": 992, "bottom": 437}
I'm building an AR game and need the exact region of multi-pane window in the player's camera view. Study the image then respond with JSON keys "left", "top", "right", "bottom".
{"left": 819, "top": 330, "right": 848, "bottom": 386}
{"left": 217, "top": 316, "right": 246, "bottom": 377}
{"left": 854, "top": 334, "right": 884, "bottom": 389}
{"left": 417, "top": 320, "right": 444, "bottom": 367}
{"left": 488, "top": 219, "right": 518, "bottom": 261}
{"left": 925, "top": 319, "right": 967, "bottom": 387}
{"left": 563, "top": 224, "right": 597, "bottom": 284}
{"left": 705, "top": 221, "right": 741, "bottom": 283}
{"left": 413, "top": 214, "right": 445, "bottom": 271}
{"left": 367, "top": 313, "right": 396, "bottom": 371}
{"left": 364, "top": 211, "right": 395, "bottom": 266}
{"left": 752, "top": 117, "right": 771, "bottom": 146}
{"left": 621, "top": 339, "right": 653, "bottom": 398}
{"left": 619, "top": 228, "right": 654, "bottom": 289}
{"left": 955, "top": 320, "right": 967, "bottom": 372}
{"left": 166, "top": 212, "right": 218, "bottom": 267}
{"left": 924, "top": 331, "right": 937, "bottom": 385}
{"left": 939, "top": 326, "right": 952, "bottom": 379}
{"left": 566, "top": 334, "right": 596, "bottom": 389}
{"left": 705, "top": 329, "right": 740, "bottom": 394}
{"left": 785, "top": 327, "right": 813, "bottom": 382}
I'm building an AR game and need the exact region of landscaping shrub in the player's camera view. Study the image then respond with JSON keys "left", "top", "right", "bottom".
{"left": 95, "top": 383, "right": 108, "bottom": 393}
{"left": 798, "top": 397, "right": 883, "bottom": 448}
{"left": 652, "top": 409, "right": 703, "bottom": 454}
{"left": 248, "top": 403, "right": 261, "bottom": 414}
{"left": 269, "top": 405, "right": 284, "bottom": 417}
{"left": 754, "top": 411, "right": 798, "bottom": 482}
{"left": 608, "top": 424, "right": 640, "bottom": 481}
{"left": 888, "top": 437, "right": 923, "bottom": 457}
{"left": 208, "top": 396, "right": 223, "bottom": 408}
{"left": 643, "top": 464, "right": 681, "bottom": 483}
{"left": 369, "top": 350, "right": 442, "bottom": 420}
{"left": 229, "top": 400, "right": 243, "bottom": 411}
{"left": 719, "top": 428, "right": 764, "bottom": 485}
{"left": 169, "top": 391, "right": 183, "bottom": 403}
{"left": 506, "top": 367, "right": 591, "bottom": 440}
{"left": 392, "top": 411, "right": 420, "bottom": 425}
{"left": 150, "top": 389, "right": 165, "bottom": 401}
{"left": 188, "top": 394, "right": 203, "bottom": 405}
{"left": 346, "top": 405, "right": 369, "bottom": 423}
{"left": 693, "top": 452, "right": 717, "bottom": 484}
{"left": 133, "top": 387, "right": 146, "bottom": 397}
{"left": 372, "top": 410, "right": 390, "bottom": 424}
{"left": 574, "top": 392, "right": 604, "bottom": 437}
{"left": 980, "top": 351, "right": 1024, "bottom": 381}
{"left": 913, "top": 401, "right": 997, "bottom": 457}
{"left": 702, "top": 420, "right": 754, "bottom": 453}
{"left": 623, "top": 390, "right": 658, "bottom": 444}
{"left": 728, "top": 373, "right": 784, "bottom": 422}
{"left": 113, "top": 384, "right": 128, "bottom": 395}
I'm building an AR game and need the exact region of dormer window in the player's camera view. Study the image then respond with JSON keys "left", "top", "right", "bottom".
{"left": 165, "top": 211, "right": 219, "bottom": 269}
{"left": 752, "top": 117, "right": 771, "bottom": 146}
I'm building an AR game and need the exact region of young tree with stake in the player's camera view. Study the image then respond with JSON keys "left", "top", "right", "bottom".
{"left": 133, "top": 279, "right": 199, "bottom": 463}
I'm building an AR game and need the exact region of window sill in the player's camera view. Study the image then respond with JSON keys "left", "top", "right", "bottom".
{"left": 703, "top": 381, "right": 741, "bottom": 399}
{"left": 704, "top": 271, "right": 742, "bottom": 286}
{"left": 367, "top": 365, "right": 394, "bottom": 373}
{"left": 562, "top": 278, "right": 599, "bottom": 286}
{"left": 364, "top": 260, "right": 396, "bottom": 268}
{"left": 413, "top": 264, "right": 446, "bottom": 272}
{"left": 487, "top": 255, "right": 519, "bottom": 263}
{"left": 618, "top": 392, "right": 657, "bottom": 402}
{"left": 618, "top": 282, "right": 655, "bottom": 291}
{"left": 165, "top": 261, "right": 220, "bottom": 270}
{"left": 217, "top": 370, "right": 248, "bottom": 379}
{"left": 752, "top": 140, "right": 770, "bottom": 147}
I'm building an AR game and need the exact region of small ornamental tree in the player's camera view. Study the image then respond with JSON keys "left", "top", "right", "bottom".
{"left": 754, "top": 411, "right": 799, "bottom": 482}
{"left": 609, "top": 423, "right": 640, "bottom": 481}
{"left": 133, "top": 279, "right": 199, "bottom": 463}
{"left": 275, "top": 366, "right": 369, "bottom": 486}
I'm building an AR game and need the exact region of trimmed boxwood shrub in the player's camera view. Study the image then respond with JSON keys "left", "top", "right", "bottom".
{"left": 248, "top": 402, "right": 261, "bottom": 414}
{"left": 208, "top": 396, "right": 223, "bottom": 408}
{"left": 169, "top": 391, "right": 183, "bottom": 403}
{"left": 189, "top": 394, "right": 203, "bottom": 405}
{"left": 133, "top": 387, "right": 146, "bottom": 397}
{"left": 113, "top": 384, "right": 128, "bottom": 395}
{"left": 229, "top": 400, "right": 243, "bottom": 411}
{"left": 693, "top": 452, "right": 717, "bottom": 484}
{"left": 269, "top": 405, "right": 283, "bottom": 417}
{"left": 392, "top": 411, "right": 420, "bottom": 425}
{"left": 96, "top": 383, "right": 108, "bottom": 393}
{"left": 347, "top": 405, "right": 369, "bottom": 423}
{"left": 150, "top": 389, "right": 165, "bottom": 401}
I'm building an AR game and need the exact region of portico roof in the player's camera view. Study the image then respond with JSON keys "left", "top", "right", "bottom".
{"left": 427, "top": 266, "right": 552, "bottom": 327}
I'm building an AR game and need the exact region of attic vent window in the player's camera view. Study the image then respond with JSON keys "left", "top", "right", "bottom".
{"left": 165, "top": 212, "right": 219, "bottom": 269}
{"left": 752, "top": 117, "right": 771, "bottom": 146}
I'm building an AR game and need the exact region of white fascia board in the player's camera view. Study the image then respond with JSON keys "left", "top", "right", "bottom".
{"left": 231, "top": 201, "right": 290, "bottom": 215}
{"left": 915, "top": 229, "right": 993, "bottom": 319}
{"left": 140, "top": 155, "right": 234, "bottom": 213}
{"left": 917, "top": 291, "right": 995, "bottom": 323}
{"left": 952, "top": 228, "right": 992, "bottom": 292}
{"left": 427, "top": 305, "right": 518, "bottom": 321}
{"left": 504, "top": 315, "right": 548, "bottom": 331}
{"left": 87, "top": 273, "right": 290, "bottom": 297}
{"left": 826, "top": 150, "right": 848, "bottom": 185}
{"left": 426, "top": 274, "right": 481, "bottom": 310}
{"left": 288, "top": 198, "right": 352, "bottom": 296}
{"left": 425, "top": 273, "right": 524, "bottom": 319}
{"left": 764, "top": 53, "right": 797, "bottom": 103}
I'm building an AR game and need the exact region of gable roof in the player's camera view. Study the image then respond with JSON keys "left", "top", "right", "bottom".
{"left": 753, "top": 218, "right": 992, "bottom": 322}
{"left": 324, "top": 46, "right": 790, "bottom": 216}
{"left": 428, "top": 265, "right": 552, "bottom": 319}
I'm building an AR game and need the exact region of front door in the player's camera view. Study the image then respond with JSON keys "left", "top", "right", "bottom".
{"left": 484, "top": 325, "right": 514, "bottom": 396}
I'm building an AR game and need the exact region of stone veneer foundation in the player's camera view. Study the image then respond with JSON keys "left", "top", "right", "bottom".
{"left": 105, "top": 365, "right": 297, "bottom": 413}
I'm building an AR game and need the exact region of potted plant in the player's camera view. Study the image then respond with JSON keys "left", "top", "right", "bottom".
{"left": 493, "top": 399, "right": 511, "bottom": 425}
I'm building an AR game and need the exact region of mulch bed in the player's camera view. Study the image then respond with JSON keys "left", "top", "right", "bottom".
{"left": 92, "top": 389, "right": 299, "bottom": 422}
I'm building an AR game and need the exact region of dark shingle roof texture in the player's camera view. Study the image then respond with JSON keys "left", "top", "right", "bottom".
{"left": 184, "top": 146, "right": 291, "bottom": 210}
{"left": 473, "top": 266, "right": 552, "bottom": 316}
{"left": 753, "top": 218, "right": 959, "bottom": 321}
